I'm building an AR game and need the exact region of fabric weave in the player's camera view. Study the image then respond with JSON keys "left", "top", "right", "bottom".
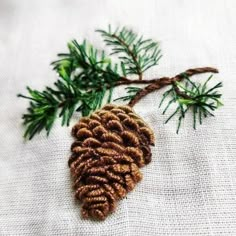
{"left": 0, "top": 0, "right": 236, "bottom": 235}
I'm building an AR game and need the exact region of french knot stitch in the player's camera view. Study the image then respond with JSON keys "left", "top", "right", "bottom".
{"left": 69, "top": 104, "right": 155, "bottom": 220}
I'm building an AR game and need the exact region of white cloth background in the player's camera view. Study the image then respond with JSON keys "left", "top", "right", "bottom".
{"left": 1, "top": 0, "right": 236, "bottom": 235}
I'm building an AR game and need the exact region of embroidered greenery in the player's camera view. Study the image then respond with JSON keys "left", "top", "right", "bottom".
{"left": 159, "top": 75, "right": 223, "bottom": 133}
{"left": 18, "top": 25, "right": 222, "bottom": 140}
{"left": 96, "top": 26, "right": 162, "bottom": 80}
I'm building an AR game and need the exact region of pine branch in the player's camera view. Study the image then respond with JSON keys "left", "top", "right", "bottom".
{"left": 128, "top": 67, "right": 219, "bottom": 107}
{"left": 96, "top": 25, "right": 162, "bottom": 80}
{"left": 18, "top": 25, "right": 222, "bottom": 140}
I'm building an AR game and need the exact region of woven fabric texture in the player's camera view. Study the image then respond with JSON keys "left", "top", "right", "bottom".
{"left": 0, "top": 0, "right": 236, "bottom": 235}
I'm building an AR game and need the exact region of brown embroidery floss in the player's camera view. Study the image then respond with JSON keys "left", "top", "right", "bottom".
{"left": 69, "top": 104, "right": 154, "bottom": 220}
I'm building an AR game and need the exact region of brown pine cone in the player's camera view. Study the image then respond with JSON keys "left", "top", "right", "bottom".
{"left": 69, "top": 104, "right": 155, "bottom": 220}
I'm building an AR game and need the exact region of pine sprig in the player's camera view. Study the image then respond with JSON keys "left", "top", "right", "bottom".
{"left": 17, "top": 72, "right": 83, "bottom": 139}
{"left": 159, "top": 74, "right": 223, "bottom": 133}
{"left": 96, "top": 25, "right": 162, "bottom": 80}
{"left": 18, "top": 25, "right": 222, "bottom": 140}
{"left": 18, "top": 87, "right": 58, "bottom": 139}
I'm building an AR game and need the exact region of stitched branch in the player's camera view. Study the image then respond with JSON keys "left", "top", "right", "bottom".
{"left": 128, "top": 67, "right": 219, "bottom": 107}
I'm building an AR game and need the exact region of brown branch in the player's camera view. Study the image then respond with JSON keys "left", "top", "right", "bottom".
{"left": 111, "top": 34, "right": 143, "bottom": 80}
{"left": 128, "top": 67, "right": 219, "bottom": 107}
{"left": 114, "top": 77, "right": 167, "bottom": 86}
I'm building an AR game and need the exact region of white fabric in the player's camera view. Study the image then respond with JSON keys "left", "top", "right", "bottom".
{"left": 1, "top": 0, "right": 236, "bottom": 235}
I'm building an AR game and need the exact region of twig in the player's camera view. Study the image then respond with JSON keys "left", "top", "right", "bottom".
{"left": 128, "top": 67, "right": 219, "bottom": 107}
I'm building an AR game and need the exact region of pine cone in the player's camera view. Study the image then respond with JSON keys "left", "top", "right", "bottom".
{"left": 69, "top": 104, "right": 155, "bottom": 220}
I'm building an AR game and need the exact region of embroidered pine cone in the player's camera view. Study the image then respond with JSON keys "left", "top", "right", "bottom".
{"left": 69, "top": 104, "right": 155, "bottom": 220}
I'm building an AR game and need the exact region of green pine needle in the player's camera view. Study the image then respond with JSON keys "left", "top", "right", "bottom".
{"left": 159, "top": 75, "right": 223, "bottom": 133}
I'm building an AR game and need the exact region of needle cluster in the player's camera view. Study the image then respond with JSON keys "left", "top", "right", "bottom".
{"left": 160, "top": 74, "right": 223, "bottom": 133}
